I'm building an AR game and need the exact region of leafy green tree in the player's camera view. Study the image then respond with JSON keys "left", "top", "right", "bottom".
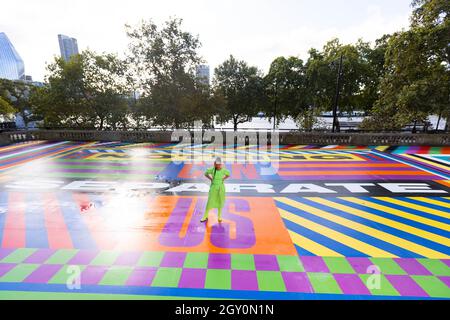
{"left": 126, "top": 18, "right": 213, "bottom": 128}
{"left": 32, "top": 50, "right": 130, "bottom": 130}
{"left": 0, "top": 79, "right": 34, "bottom": 128}
{"left": 363, "top": 0, "right": 449, "bottom": 132}
{"left": 264, "top": 56, "right": 309, "bottom": 129}
{"left": 214, "top": 55, "right": 264, "bottom": 131}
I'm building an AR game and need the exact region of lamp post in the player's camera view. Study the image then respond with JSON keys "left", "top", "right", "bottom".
{"left": 331, "top": 54, "right": 344, "bottom": 133}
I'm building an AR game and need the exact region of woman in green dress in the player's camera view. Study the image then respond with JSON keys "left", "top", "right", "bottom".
{"left": 201, "top": 157, "right": 230, "bottom": 223}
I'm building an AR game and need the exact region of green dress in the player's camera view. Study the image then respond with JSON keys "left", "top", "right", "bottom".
{"left": 205, "top": 167, "right": 230, "bottom": 211}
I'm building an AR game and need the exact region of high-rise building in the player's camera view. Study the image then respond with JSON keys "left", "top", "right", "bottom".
{"left": 0, "top": 32, "right": 25, "bottom": 80}
{"left": 58, "top": 34, "right": 79, "bottom": 61}
{"left": 196, "top": 64, "right": 210, "bottom": 85}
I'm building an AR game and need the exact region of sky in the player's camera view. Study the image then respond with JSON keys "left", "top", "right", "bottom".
{"left": 1, "top": 0, "right": 414, "bottom": 82}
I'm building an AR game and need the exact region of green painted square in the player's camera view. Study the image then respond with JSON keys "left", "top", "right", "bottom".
{"left": 151, "top": 268, "right": 182, "bottom": 288}
{"left": 359, "top": 274, "right": 400, "bottom": 296}
{"left": 323, "top": 257, "right": 355, "bottom": 274}
{"left": 277, "top": 255, "right": 304, "bottom": 272}
{"left": 48, "top": 265, "right": 86, "bottom": 284}
{"left": 0, "top": 264, "right": 39, "bottom": 282}
{"left": 99, "top": 267, "right": 134, "bottom": 286}
{"left": 1, "top": 249, "right": 36, "bottom": 263}
{"left": 412, "top": 276, "right": 450, "bottom": 298}
{"left": 369, "top": 258, "right": 406, "bottom": 275}
{"left": 184, "top": 252, "right": 209, "bottom": 269}
{"left": 417, "top": 259, "right": 450, "bottom": 276}
{"left": 138, "top": 252, "right": 164, "bottom": 267}
{"left": 307, "top": 273, "right": 342, "bottom": 294}
{"left": 205, "top": 269, "right": 231, "bottom": 290}
{"left": 90, "top": 251, "right": 120, "bottom": 266}
{"left": 231, "top": 254, "right": 255, "bottom": 271}
{"left": 257, "top": 271, "right": 286, "bottom": 292}
{"left": 45, "top": 250, "right": 79, "bottom": 265}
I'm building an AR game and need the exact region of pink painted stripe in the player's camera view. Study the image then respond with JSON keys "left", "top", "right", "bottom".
{"left": 300, "top": 256, "right": 329, "bottom": 273}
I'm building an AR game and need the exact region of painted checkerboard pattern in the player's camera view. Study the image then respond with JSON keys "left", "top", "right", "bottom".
{"left": 0, "top": 248, "right": 449, "bottom": 298}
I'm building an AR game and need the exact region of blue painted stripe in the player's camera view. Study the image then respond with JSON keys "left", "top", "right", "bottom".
{"left": 365, "top": 197, "right": 450, "bottom": 228}
{"left": 332, "top": 198, "right": 450, "bottom": 254}
{"left": 396, "top": 197, "right": 450, "bottom": 214}
{"left": 372, "top": 150, "right": 450, "bottom": 179}
{"left": 336, "top": 197, "right": 450, "bottom": 237}
{"left": 434, "top": 197, "right": 450, "bottom": 204}
{"left": 279, "top": 199, "right": 420, "bottom": 258}
{"left": 0, "top": 282, "right": 442, "bottom": 300}
{"left": 294, "top": 244, "right": 315, "bottom": 257}
{"left": 56, "top": 192, "right": 97, "bottom": 249}
{"left": 24, "top": 193, "right": 49, "bottom": 248}
{"left": 279, "top": 213, "right": 368, "bottom": 257}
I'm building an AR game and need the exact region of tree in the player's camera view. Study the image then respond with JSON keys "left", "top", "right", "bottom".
{"left": 306, "top": 39, "right": 376, "bottom": 119}
{"left": 214, "top": 55, "right": 264, "bottom": 131}
{"left": 32, "top": 50, "right": 131, "bottom": 130}
{"left": 264, "top": 56, "right": 309, "bottom": 129}
{"left": 363, "top": 0, "right": 450, "bottom": 132}
{"left": 0, "top": 79, "right": 34, "bottom": 128}
{"left": 126, "top": 18, "right": 213, "bottom": 128}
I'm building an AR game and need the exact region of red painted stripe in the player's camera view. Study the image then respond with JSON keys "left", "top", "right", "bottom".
{"left": 417, "top": 146, "right": 431, "bottom": 154}
{"left": 2, "top": 192, "right": 26, "bottom": 248}
{"left": 42, "top": 193, "right": 73, "bottom": 249}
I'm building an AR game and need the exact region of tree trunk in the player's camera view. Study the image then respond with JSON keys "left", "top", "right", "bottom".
{"left": 436, "top": 112, "right": 442, "bottom": 131}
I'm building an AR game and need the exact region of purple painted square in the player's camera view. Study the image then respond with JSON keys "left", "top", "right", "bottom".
{"left": 160, "top": 252, "right": 186, "bottom": 268}
{"left": 394, "top": 258, "right": 432, "bottom": 276}
{"left": 68, "top": 250, "right": 98, "bottom": 265}
{"left": 442, "top": 260, "right": 450, "bottom": 268}
{"left": 438, "top": 276, "right": 450, "bottom": 288}
{"left": 334, "top": 274, "right": 371, "bottom": 295}
{"left": 254, "top": 255, "right": 279, "bottom": 271}
{"left": 24, "top": 249, "right": 55, "bottom": 264}
{"left": 208, "top": 253, "right": 231, "bottom": 269}
{"left": 115, "top": 252, "right": 142, "bottom": 266}
{"left": 0, "top": 263, "right": 16, "bottom": 277}
{"left": 300, "top": 256, "right": 329, "bottom": 273}
{"left": 179, "top": 268, "right": 207, "bottom": 289}
{"left": 232, "top": 270, "right": 259, "bottom": 291}
{"left": 282, "top": 272, "right": 313, "bottom": 293}
{"left": 385, "top": 275, "right": 429, "bottom": 297}
{"left": 80, "top": 266, "right": 108, "bottom": 285}
{"left": 125, "top": 267, "right": 157, "bottom": 286}
{"left": 24, "top": 265, "right": 62, "bottom": 283}
{"left": 0, "top": 249, "right": 14, "bottom": 261}
{"left": 347, "top": 257, "right": 374, "bottom": 274}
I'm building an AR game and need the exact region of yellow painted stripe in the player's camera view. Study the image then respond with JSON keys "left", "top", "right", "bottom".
{"left": 375, "top": 197, "right": 450, "bottom": 221}
{"left": 343, "top": 197, "right": 450, "bottom": 232}
{"left": 374, "top": 146, "right": 390, "bottom": 151}
{"left": 277, "top": 206, "right": 397, "bottom": 258}
{"left": 409, "top": 197, "right": 450, "bottom": 211}
{"left": 401, "top": 154, "right": 450, "bottom": 172}
{"left": 279, "top": 197, "right": 449, "bottom": 259}
{"left": 49, "top": 141, "right": 99, "bottom": 160}
{"left": 287, "top": 230, "right": 342, "bottom": 257}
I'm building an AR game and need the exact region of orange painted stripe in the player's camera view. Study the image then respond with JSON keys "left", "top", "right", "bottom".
{"left": 0, "top": 141, "right": 46, "bottom": 154}
{"left": 279, "top": 163, "right": 410, "bottom": 168}
{"left": 42, "top": 193, "right": 73, "bottom": 249}
{"left": 2, "top": 192, "right": 26, "bottom": 248}
{"left": 278, "top": 170, "right": 432, "bottom": 176}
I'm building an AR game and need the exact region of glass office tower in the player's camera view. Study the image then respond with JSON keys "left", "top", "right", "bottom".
{"left": 58, "top": 34, "right": 79, "bottom": 61}
{"left": 0, "top": 32, "right": 25, "bottom": 80}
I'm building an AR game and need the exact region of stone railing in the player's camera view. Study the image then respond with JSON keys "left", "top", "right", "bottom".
{"left": 0, "top": 130, "right": 449, "bottom": 146}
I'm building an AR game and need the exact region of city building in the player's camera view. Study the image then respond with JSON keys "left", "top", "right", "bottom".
{"left": 58, "top": 34, "right": 79, "bottom": 61}
{"left": 0, "top": 32, "right": 25, "bottom": 80}
{"left": 196, "top": 64, "right": 210, "bottom": 85}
